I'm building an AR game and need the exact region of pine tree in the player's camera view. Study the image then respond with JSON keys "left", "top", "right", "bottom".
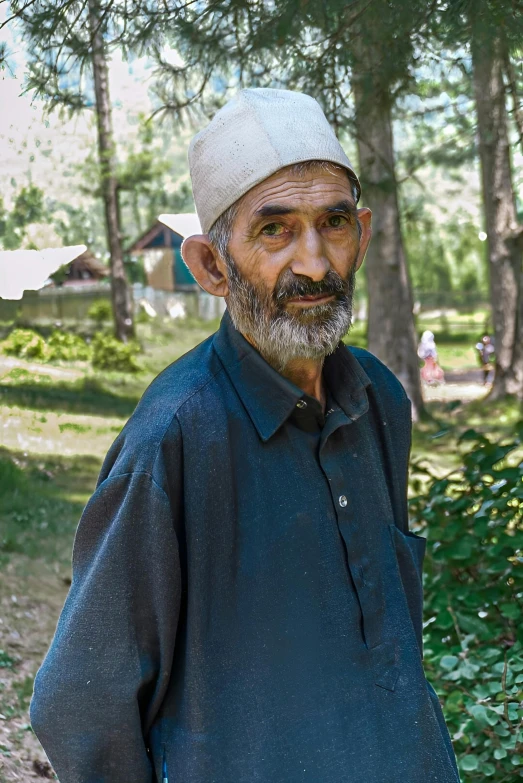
{"left": 436, "top": 0, "right": 523, "bottom": 400}
{"left": 8, "top": 0, "right": 137, "bottom": 341}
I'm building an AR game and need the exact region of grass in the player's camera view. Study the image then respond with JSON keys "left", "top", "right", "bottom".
{"left": 0, "top": 313, "right": 519, "bottom": 567}
{"left": 0, "top": 312, "right": 520, "bottom": 782}
{"left": 0, "top": 448, "right": 100, "bottom": 567}
{"left": 0, "top": 312, "right": 519, "bottom": 561}
{"left": 0, "top": 317, "right": 221, "bottom": 568}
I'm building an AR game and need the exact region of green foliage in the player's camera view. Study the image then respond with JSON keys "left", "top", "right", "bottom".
{"left": 0, "top": 184, "right": 47, "bottom": 250}
{"left": 47, "top": 331, "right": 91, "bottom": 362}
{"left": 410, "top": 427, "right": 523, "bottom": 780}
{"left": 51, "top": 200, "right": 105, "bottom": 255}
{"left": 9, "top": 184, "right": 45, "bottom": 229}
{"left": 1, "top": 329, "right": 91, "bottom": 363}
{"left": 0, "top": 450, "right": 92, "bottom": 563}
{"left": 404, "top": 202, "right": 488, "bottom": 302}
{"left": 2, "top": 329, "right": 48, "bottom": 360}
{"left": 1, "top": 325, "right": 143, "bottom": 372}
{"left": 87, "top": 300, "right": 113, "bottom": 325}
{"left": 91, "top": 331, "right": 142, "bottom": 373}
{"left": 49, "top": 263, "right": 71, "bottom": 287}
{"left": 0, "top": 650, "right": 16, "bottom": 669}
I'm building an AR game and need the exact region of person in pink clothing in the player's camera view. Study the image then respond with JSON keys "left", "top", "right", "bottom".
{"left": 418, "top": 330, "right": 445, "bottom": 384}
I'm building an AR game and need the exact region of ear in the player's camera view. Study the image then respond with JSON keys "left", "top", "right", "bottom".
{"left": 354, "top": 207, "right": 372, "bottom": 271}
{"left": 181, "top": 235, "right": 229, "bottom": 297}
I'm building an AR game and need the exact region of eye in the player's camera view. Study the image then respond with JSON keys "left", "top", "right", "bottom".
{"left": 261, "top": 222, "right": 286, "bottom": 236}
{"left": 326, "top": 214, "right": 349, "bottom": 228}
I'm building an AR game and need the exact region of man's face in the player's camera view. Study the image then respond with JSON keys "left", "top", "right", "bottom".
{"left": 222, "top": 164, "right": 369, "bottom": 370}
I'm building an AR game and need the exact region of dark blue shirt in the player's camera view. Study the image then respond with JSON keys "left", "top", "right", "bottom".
{"left": 30, "top": 312, "right": 460, "bottom": 782}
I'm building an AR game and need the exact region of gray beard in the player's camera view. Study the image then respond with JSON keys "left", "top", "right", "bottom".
{"left": 223, "top": 253, "right": 356, "bottom": 374}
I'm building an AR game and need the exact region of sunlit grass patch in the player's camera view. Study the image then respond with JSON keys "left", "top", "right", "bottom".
{"left": 58, "top": 422, "right": 91, "bottom": 434}
{"left": 0, "top": 449, "right": 99, "bottom": 566}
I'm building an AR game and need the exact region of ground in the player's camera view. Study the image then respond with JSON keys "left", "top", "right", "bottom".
{"left": 0, "top": 313, "right": 519, "bottom": 781}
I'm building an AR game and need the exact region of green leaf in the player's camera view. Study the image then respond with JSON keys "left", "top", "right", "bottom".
{"left": 485, "top": 709, "right": 501, "bottom": 727}
{"left": 456, "top": 612, "right": 489, "bottom": 638}
{"left": 468, "top": 704, "right": 489, "bottom": 726}
{"left": 440, "top": 655, "right": 459, "bottom": 670}
{"left": 460, "top": 754, "right": 479, "bottom": 771}
{"left": 499, "top": 603, "right": 520, "bottom": 620}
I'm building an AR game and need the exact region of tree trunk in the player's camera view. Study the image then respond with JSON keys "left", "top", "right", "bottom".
{"left": 352, "top": 65, "right": 424, "bottom": 420}
{"left": 88, "top": 0, "right": 134, "bottom": 341}
{"left": 471, "top": 32, "right": 522, "bottom": 399}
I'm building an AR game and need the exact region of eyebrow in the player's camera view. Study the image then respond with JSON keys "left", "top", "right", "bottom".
{"left": 254, "top": 204, "right": 295, "bottom": 218}
{"left": 253, "top": 199, "right": 357, "bottom": 220}
{"left": 325, "top": 199, "right": 358, "bottom": 217}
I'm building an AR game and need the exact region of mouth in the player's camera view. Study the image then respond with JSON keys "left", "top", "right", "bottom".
{"left": 286, "top": 293, "right": 336, "bottom": 307}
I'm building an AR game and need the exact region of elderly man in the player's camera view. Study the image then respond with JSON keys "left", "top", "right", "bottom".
{"left": 30, "top": 89, "right": 459, "bottom": 783}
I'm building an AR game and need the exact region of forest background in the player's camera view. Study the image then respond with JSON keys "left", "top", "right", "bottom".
{"left": 0, "top": 1, "right": 522, "bottom": 782}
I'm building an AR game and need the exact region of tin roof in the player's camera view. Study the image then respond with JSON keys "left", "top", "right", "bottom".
{"left": 0, "top": 245, "right": 87, "bottom": 300}
{"left": 158, "top": 213, "right": 202, "bottom": 238}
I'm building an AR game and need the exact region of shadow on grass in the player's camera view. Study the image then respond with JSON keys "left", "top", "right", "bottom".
{"left": 0, "top": 376, "right": 139, "bottom": 418}
{"left": 412, "top": 396, "right": 522, "bottom": 474}
{"left": 0, "top": 447, "right": 102, "bottom": 566}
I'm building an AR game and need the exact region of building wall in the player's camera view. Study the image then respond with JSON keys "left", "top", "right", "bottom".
{"left": 0, "top": 283, "right": 225, "bottom": 323}
{"left": 18, "top": 285, "right": 110, "bottom": 323}
{"left": 143, "top": 248, "right": 175, "bottom": 292}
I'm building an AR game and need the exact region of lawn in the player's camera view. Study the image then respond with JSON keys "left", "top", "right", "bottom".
{"left": 0, "top": 313, "right": 520, "bottom": 781}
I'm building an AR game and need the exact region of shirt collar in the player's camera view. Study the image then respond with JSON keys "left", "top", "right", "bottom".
{"left": 213, "top": 310, "right": 371, "bottom": 442}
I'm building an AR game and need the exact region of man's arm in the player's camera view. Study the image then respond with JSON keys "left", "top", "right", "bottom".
{"left": 30, "top": 471, "right": 181, "bottom": 782}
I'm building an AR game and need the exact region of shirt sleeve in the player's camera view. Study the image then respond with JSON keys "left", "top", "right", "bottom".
{"left": 29, "top": 471, "right": 181, "bottom": 783}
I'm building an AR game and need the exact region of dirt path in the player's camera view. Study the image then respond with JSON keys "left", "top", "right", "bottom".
{"left": 422, "top": 370, "right": 492, "bottom": 403}
{"left": 0, "top": 557, "right": 70, "bottom": 781}
{"left": 0, "top": 358, "right": 83, "bottom": 383}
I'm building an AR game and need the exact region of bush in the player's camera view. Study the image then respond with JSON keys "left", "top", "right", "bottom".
{"left": 87, "top": 300, "right": 112, "bottom": 325}
{"left": 91, "top": 331, "right": 142, "bottom": 373}
{"left": 410, "top": 426, "right": 523, "bottom": 781}
{"left": 47, "top": 331, "right": 91, "bottom": 362}
{"left": 2, "top": 328, "right": 48, "bottom": 360}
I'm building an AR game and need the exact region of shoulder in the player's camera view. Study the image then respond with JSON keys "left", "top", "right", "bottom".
{"left": 346, "top": 346, "right": 410, "bottom": 405}
{"left": 98, "top": 333, "right": 225, "bottom": 487}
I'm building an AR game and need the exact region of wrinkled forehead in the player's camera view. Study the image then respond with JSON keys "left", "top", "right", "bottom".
{"left": 236, "top": 162, "right": 358, "bottom": 223}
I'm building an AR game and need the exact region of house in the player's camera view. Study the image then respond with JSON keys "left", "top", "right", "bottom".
{"left": 128, "top": 213, "right": 201, "bottom": 292}
{"left": 0, "top": 244, "right": 88, "bottom": 300}
{"left": 58, "top": 250, "right": 108, "bottom": 286}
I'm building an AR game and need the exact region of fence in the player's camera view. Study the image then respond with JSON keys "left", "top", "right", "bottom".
{"left": 0, "top": 283, "right": 488, "bottom": 328}
{"left": 0, "top": 282, "right": 226, "bottom": 324}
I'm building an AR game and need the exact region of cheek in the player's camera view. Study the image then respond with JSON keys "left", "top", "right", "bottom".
{"left": 325, "top": 237, "right": 358, "bottom": 275}
{"left": 237, "top": 245, "right": 291, "bottom": 290}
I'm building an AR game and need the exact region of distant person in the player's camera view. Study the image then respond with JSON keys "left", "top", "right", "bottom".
{"left": 475, "top": 334, "right": 495, "bottom": 385}
{"left": 418, "top": 330, "right": 445, "bottom": 384}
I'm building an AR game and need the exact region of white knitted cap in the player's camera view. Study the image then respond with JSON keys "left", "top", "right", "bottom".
{"left": 188, "top": 88, "right": 361, "bottom": 234}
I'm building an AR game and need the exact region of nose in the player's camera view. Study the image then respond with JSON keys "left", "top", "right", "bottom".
{"left": 290, "top": 227, "right": 330, "bottom": 282}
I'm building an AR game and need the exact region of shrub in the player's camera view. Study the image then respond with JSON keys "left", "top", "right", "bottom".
{"left": 47, "top": 331, "right": 91, "bottom": 362}
{"left": 410, "top": 426, "right": 523, "bottom": 781}
{"left": 2, "top": 328, "right": 48, "bottom": 360}
{"left": 91, "top": 331, "right": 142, "bottom": 373}
{"left": 87, "top": 300, "right": 112, "bottom": 325}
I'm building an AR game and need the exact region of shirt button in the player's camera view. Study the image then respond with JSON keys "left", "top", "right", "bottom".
{"left": 296, "top": 400, "right": 307, "bottom": 409}
{"left": 339, "top": 495, "right": 348, "bottom": 508}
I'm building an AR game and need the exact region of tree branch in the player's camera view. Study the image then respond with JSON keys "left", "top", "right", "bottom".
{"left": 503, "top": 51, "right": 523, "bottom": 156}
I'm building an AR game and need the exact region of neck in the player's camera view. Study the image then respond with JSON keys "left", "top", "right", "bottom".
{"left": 243, "top": 332, "right": 326, "bottom": 409}
{"left": 280, "top": 358, "right": 326, "bottom": 409}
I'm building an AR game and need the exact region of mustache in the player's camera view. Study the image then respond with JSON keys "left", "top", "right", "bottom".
{"left": 274, "top": 270, "right": 349, "bottom": 305}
